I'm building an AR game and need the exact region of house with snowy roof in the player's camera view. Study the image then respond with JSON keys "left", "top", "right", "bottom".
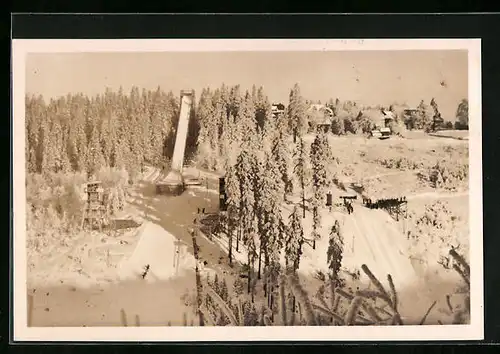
{"left": 307, "top": 104, "right": 334, "bottom": 132}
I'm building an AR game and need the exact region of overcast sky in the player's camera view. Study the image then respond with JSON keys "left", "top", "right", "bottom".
{"left": 26, "top": 50, "right": 468, "bottom": 121}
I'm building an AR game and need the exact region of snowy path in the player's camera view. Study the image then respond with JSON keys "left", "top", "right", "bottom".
{"left": 128, "top": 167, "right": 237, "bottom": 279}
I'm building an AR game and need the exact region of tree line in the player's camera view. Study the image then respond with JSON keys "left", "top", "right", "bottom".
{"left": 25, "top": 87, "right": 193, "bottom": 180}
{"left": 25, "top": 82, "right": 469, "bottom": 179}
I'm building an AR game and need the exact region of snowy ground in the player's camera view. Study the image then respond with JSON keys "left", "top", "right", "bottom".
{"left": 27, "top": 166, "right": 233, "bottom": 327}
{"left": 27, "top": 144, "right": 469, "bottom": 327}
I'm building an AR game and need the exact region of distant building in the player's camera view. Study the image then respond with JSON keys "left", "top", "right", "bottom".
{"left": 308, "top": 104, "right": 334, "bottom": 132}
{"left": 379, "top": 110, "right": 396, "bottom": 128}
{"left": 272, "top": 103, "right": 286, "bottom": 118}
{"left": 402, "top": 108, "right": 419, "bottom": 121}
{"left": 367, "top": 109, "right": 395, "bottom": 139}
{"left": 309, "top": 104, "right": 334, "bottom": 118}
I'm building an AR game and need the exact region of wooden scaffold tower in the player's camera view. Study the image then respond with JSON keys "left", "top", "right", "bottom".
{"left": 81, "top": 180, "right": 107, "bottom": 231}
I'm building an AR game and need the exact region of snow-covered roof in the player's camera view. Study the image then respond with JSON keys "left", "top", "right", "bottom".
{"left": 381, "top": 110, "right": 396, "bottom": 119}
{"left": 308, "top": 104, "right": 333, "bottom": 116}
{"left": 315, "top": 117, "right": 334, "bottom": 126}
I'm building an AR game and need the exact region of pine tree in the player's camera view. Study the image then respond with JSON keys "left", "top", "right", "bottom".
{"left": 429, "top": 98, "right": 443, "bottom": 132}
{"left": 293, "top": 137, "right": 310, "bottom": 218}
{"left": 220, "top": 278, "right": 229, "bottom": 302}
{"left": 235, "top": 144, "right": 257, "bottom": 247}
{"left": 237, "top": 91, "right": 257, "bottom": 140}
{"left": 71, "top": 95, "right": 89, "bottom": 172}
{"left": 212, "top": 99, "right": 226, "bottom": 171}
{"left": 254, "top": 86, "right": 271, "bottom": 132}
{"left": 285, "top": 206, "right": 304, "bottom": 272}
{"left": 456, "top": 99, "right": 469, "bottom": 129}
{"left": 225, "top": 164, "right": 240, "bottom": 265}
{"left": 25, "top": 95, "right": 45, "bottom": 173}
{"left": 327, "top": 220, "right": 344, "bottom": 285}
{"left": 252, "top": 156, "right": 266, "bottom": 279}
{"left": 246, "top": 233, "right": 258, "bottom": 296}
{"left": 309, "top": 130, "right": 333, "bottom": 248}
{"left": 287, "top": 84, "right": 308, "bottom": 143}
{"left": 244, "top": 303, "right": 259, "bottom": 326}
{"left": 229, "top": 85, "right": 242, "bottom": 119}
{"left": 196, "top": 88, "right": 217, "bottom": 169}
{"left": 213, "top": 273, "right": 220, "bottom": 293}
{"left": 416, "top": 99, "right": 433, "bottom": 131}
{"left": 233, "top": 277, "right": 244, "bottom": 297}
{"left": 330, "top": 115, "right": 345, "bottom": 135}
{"left": 271, "top": 131, "right": 293, "bottom": 201}
{"left": 259, "top": 151, "right": 285, "bottom": 278}
{"left": 86, "top": 117, "right": 106, "bottom": 177}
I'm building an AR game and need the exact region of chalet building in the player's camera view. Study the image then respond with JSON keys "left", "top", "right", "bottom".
{"left": 367, "top": 109, "right": 396, "bottom": 139}
{"left": 402, "top": 108, "right": 419, "bottom": 128}
{"left": 379, "top": 110, "right": 396, "bottom": 128}
{"left": 271, "top": 103, "right": 286, "bottom": 118}
{"left": 403, "top": 108, "right": 419, "bottom": 117}
{"left": 308, "top": 104, "right": 334, "bottom": 132}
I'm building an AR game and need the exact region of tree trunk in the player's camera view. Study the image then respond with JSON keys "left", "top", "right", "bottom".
{"left": 258, "top": 244, "right": 263, "bottom": 280}
{"left": 228, "top": 227, "right": 233, "bottom": 267}
{"left": 302, "top": 182, "right": 306, "bottom": 219}
{"left": 264, "top": 274, "right": 268, "bottom": 298}
{"left": 236, "top": 227, "right": 240, "bottom": 252}
{"left": 247, "top": 253, "right": 251, "bottom": 294}
{"left": 263, "top": 251, "right": 269, "bottom": 298}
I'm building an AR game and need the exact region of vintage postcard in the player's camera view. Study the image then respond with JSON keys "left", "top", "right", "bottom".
{"left": 12, "top": 39, "right": 483, "bottom": 341}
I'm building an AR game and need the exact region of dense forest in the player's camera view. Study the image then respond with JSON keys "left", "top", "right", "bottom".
{"left": 25, "top": 87, "right": 188, "bottom": 180}
{"left": 25, "top": 83, "right": 469, "bottom": 178}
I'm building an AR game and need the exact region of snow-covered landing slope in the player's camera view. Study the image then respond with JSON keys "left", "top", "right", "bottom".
{"left": 297, "top": 205, "right": 418, "bottom": 290}
{"left": 117, "top": 222, "right": 196, "bottom": 283}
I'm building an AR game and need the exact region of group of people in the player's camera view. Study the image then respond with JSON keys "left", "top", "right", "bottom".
{"left": 362, "top": 196, "right": 407, "bottom": 210}
{"left": 343, "top": 198, "right": 354, "bottom": 214}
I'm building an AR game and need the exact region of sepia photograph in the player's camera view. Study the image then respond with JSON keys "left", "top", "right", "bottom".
{"left": 12, "top": 39, "right": 483, "bottom": 341}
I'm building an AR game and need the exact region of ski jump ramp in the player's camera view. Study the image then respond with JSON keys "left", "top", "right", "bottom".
{"left": 171, "top": 90, "right": 194, "bottom": 173}
{"left": 156, "top": 90, "right": 195, "bottom": 195}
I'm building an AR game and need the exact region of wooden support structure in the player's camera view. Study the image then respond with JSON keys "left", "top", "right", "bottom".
{"left": 81, "top": 181, "right": 106, "bottom": 231}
